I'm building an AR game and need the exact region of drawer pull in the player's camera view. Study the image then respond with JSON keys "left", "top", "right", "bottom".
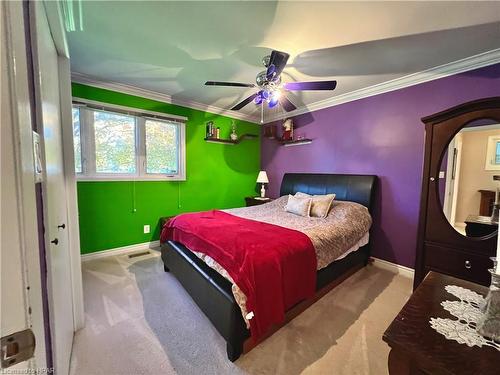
{"left": 465, "top": 260, "right": 472, "bottom": 269}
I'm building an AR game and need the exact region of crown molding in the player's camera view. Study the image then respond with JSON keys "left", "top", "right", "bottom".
{"left": 71, "top": 72, "right": 262, "bottom": 124}
{"left": 73, "top": 48, "right": 500, "bottom": 126}
{"left": 264, "top": 48, "right": 500, "bottom": 123}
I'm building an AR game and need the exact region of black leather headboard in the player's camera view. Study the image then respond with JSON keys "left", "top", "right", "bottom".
{"left": 280, "top": 173, "right": 378, "bottom": 212}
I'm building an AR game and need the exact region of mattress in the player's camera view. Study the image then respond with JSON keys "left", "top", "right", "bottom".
{"left": 225, "top": 196, "right": 372, "bottom": 269}
{"left": 190, "top": 196, "right": 372, "bottom": 327}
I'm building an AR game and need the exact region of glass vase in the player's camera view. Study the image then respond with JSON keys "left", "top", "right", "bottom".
{"left": 476, "top": 268, "right": 500, "bottom": 342}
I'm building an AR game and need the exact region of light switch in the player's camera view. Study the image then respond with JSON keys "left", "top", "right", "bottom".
{"left": 439, "top": 171, "right": 445, "bottom": 179}
{"left": 143, "top": 225, "right": 150, "bottom": 234}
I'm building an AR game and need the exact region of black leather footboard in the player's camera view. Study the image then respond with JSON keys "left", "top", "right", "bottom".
{"left": 161, "top": 240, "right": 250, "bottom": 361}
{"left": 161, "top": 239, "right": 370, "bottom": 361}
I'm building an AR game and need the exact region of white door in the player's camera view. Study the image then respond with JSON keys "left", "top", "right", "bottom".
{"left": 31, "top": 2, "right": 74, "bottom": 374}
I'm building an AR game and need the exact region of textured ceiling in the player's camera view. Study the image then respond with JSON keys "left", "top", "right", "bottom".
{"left": 67, "top": 1, "right": 500, "bottom": 120}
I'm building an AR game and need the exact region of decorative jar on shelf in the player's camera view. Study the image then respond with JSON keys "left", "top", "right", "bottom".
{"left": 230, "top": 121, "right": 238, "bottom": 141}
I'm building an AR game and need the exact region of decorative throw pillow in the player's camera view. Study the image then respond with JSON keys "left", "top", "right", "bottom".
{"left": 294, "top": 192, "right": 311, "bottom": 198}
{"left": 295, "top": 192, "right": 336, "bottom": 218}
{"left": 285, "top": 195, "right": 312, "bottom": 217}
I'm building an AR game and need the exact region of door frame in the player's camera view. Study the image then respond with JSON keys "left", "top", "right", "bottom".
{"left": 442, "top": 140, "right": 455, "bottom": 221}
{"left": 42, "top": 0, "right": 85, "bottom": 331}
{"left": 449, "top": 134, "right": 463, "bottom": 227}
{"left": 2, "top": 0, "right": 47, "bottom": 369}
{"left": 35, "top": 0, "right": 85, "bottom": 331}
{"left": 2, "top": 1, "right": 84, "bottom": 370}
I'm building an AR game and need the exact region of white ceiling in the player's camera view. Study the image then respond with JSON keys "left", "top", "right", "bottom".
{"left": 67, "top": 1, "right": 500, "bottom": 121}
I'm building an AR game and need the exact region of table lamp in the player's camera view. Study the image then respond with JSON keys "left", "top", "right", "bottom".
{"left": 256, "top": 171, "right": 269, "bottom": 198}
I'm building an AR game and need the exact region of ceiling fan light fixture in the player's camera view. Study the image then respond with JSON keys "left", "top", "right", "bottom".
{"left": 268, "top": 97, "right": 279, "bottom": 108}
{"left": 254, "top": 94, "right": 263, "bottom": 105}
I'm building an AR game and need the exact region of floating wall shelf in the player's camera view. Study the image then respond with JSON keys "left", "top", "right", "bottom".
{"left": 204, "top": 133, "right": 258, "bottom": 145}
{"left": 280, "top": 139, "right": 313, "bottom": 147}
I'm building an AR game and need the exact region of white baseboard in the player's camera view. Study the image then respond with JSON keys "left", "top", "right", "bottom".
{"left": 370, "top": 257, "right": 415, "bottom": 279}
{"left": 81, "top": 240, "right": 161, "bottom": 262}
{"left": 81, "top": 243, "right": 414, "bottom": 280}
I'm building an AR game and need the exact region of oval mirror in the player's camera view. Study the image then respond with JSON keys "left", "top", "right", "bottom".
{"left": 439, "top": 118, "right": 500, "bottom": 238}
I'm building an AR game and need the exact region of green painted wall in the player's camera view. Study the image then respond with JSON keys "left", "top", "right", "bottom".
{"left": 73, "top": 83, "right": 260, "bottom": 254}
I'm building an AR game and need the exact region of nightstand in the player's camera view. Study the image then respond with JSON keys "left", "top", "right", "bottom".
{"left": 245, "top": 197, "right": 273, "bottom": 207}
{"left": 160, "top": 216, "right": 175, "bottom": 228}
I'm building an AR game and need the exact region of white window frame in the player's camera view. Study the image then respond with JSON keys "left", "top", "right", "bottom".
{"left": 485, "top": 134, "right": 500, "bottom": 171}
{"left": 73, "top": 98, "right": 186, "bottom": 181}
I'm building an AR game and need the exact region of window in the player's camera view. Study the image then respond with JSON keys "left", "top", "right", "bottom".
{"left": 145, "top": 120, "right": 179, "bottom": 174}
{"left": 72, "top": 103, "right": 186, "bottom": 180}
{"left": 94, "top": 110, "right": 136, "bottom": 174}
{"left": 72, "top": 107, "right": 82, "bottom": 173}
{"left": 485, "top": 135, "right": 500, "bottom": 171}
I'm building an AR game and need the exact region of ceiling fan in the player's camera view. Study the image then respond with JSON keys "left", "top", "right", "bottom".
{"left": 205, "top": 50, "right": 337, "bottom": 114}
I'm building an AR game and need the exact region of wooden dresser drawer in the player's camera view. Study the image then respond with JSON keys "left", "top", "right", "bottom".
{"left": 424, "top": 244, "right": 493, "bottom": 286}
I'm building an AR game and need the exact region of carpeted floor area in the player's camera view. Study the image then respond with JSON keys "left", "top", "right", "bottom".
{"left": 70, "top": 249, "right": 412, "bottom": 375}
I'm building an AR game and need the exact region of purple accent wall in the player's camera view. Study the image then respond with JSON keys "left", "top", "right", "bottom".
{"left": 261, "top": 63, "right": 500, "bottom": 268}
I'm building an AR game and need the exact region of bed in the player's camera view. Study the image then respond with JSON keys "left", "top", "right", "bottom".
{"left": 160, "top": 173, "right": 377, "bottom": 361}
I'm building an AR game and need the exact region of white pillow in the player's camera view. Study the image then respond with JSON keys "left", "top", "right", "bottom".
{"left": 295, "top": 192, "right": 336, "bottom": 218}
{"left": 285, "top": 195, "right": 312, "bottom": 217}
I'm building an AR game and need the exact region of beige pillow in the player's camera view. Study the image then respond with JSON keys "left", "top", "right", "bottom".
{"left": 295, "top": 192, "right": 336, "bottom": 218}
{"left": 285, "top": 194, "right": 312, "bottom": 217}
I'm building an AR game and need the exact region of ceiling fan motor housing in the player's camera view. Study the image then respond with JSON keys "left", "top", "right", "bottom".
{"left": 262, "top": 55, "right": 271, "bottom": 67}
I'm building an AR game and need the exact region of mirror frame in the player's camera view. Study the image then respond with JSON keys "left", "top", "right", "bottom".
{"left": 420, "top": 97, "right": 500, "bottom": 248}
{"left": 414, "top": 97, "right": 500, "bottom": 288}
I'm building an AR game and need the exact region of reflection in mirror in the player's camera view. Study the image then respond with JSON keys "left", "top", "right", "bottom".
{"left": 439, "top": 119, "right": 500, "bottom": 238}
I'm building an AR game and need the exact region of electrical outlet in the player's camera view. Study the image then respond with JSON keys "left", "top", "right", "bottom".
{"left": 143, "top": 225, "right": 150, "bottom": 234}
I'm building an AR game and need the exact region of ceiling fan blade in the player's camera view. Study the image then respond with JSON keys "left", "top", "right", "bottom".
{"left": 283, "top": 80, "right": 337, "bottom": 91}
{"left": 267, "top": 50, "right": 290, "bottom": 78}
{"left": 205, "top": 81, "right": 255, "bottom": 88}
{"left": 280, "top": 96, "right": 297, "bottom": 112}
{"left": 231, "top": 93, "right": 258, "bottom": 110}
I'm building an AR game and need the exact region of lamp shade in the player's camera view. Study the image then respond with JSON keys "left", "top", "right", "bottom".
{"left": 256, "top": 171, "right": 269, "bottom": 184}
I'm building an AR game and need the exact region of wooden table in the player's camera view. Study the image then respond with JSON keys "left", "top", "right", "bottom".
{"left": 464, "top": 215, "right": 498, "bottom": 237}
{"left": 383, "top": 271, "right": 499, "bottom": 374}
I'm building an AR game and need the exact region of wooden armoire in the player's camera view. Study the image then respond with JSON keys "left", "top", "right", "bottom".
{"left": 414, "top": 97, "right": 500, "bottom": 289}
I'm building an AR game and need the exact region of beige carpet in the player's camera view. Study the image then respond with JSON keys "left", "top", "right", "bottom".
{"left": 70, "top": 250, "right": 412, "bottom": 375}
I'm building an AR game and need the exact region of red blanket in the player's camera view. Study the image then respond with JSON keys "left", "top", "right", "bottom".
{"left": 160, "top": 210, "right": 317, "bottom": 339}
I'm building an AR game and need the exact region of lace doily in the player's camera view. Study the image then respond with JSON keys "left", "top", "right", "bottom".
{"left": 429, "top": 285, "right": 500, "bottom": 351}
